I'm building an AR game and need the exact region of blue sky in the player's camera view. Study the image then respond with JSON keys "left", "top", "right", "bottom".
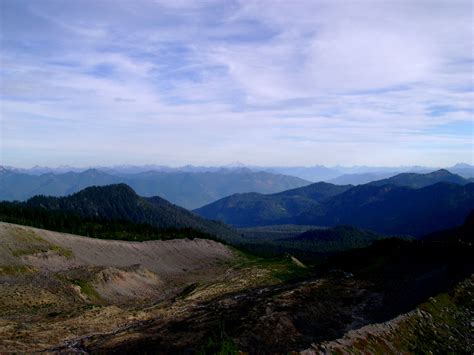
{"left": 1, "top": 0, "right": 473, "bottom": 168}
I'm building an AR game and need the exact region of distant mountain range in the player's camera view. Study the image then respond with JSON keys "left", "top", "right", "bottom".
{"left": 194, "top": 182, "right": 352, "bottom": 227}
{"left": 195, "top": 170, "right": 474, "bottom": 236}
{"left": 4, "top": 162, "right": 473, "bottom": 182}
{"left": 327, "top": 172, "right": 398, "bottom": 185}
{"left": 3, "top": 165, "right": 473, "bottom": 239}
{"left": 367, "top": 169, "right": 470, "bottom": 188}
{"left": 1, "top": 173, "right": 472, "bottom": 258}
{"left": 0, "top": 167, "right": 309, "bottom": 209}
{"left": 310, "top": 163, "right": 474, "bottom": 184}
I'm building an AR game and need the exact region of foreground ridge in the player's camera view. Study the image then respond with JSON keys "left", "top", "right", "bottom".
{"left": 303, "top": 276, "right": 474, "bottom": 354}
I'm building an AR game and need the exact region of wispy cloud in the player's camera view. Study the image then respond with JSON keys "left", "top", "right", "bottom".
{"left": 1, "top": 0, "right": 473, "bottom": 167}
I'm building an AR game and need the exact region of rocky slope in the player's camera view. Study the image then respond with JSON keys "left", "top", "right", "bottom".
{"left": 304, "top": 276, "right": 474, "bottom": 354}
{"left": 0, "top": 222, "right": 235, "bottom": 299}
{"left": 58, "top": 229, "right": 473, "bottom": 353}
{"left": 0, "top": 222, "right": 301, "bottom": 352}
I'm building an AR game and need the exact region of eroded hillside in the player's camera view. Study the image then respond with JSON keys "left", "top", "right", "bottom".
{"left": 0, "top": 222, "right": 300, "bottom": 351}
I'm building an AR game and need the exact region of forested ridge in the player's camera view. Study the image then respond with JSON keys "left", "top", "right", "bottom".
{"left": 196, "top": 177, "right": 474, "bottom": 236}
{"left": 0, "top": 184, "right": 236, "bottom": 242}
{"left": 0, "top": 202, "right": 216, "bottom": 241}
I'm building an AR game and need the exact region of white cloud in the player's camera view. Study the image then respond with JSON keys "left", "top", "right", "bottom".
{"left": 1, "top": 0, "right": 472, "bottom": 167}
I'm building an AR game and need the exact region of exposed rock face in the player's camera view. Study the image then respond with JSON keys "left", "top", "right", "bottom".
{"left": 92, "top": 266, "right": 165, "bottom": 303}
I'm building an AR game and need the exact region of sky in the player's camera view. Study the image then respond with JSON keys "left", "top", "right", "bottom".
{"left": 1, "top": 0, "right": 473, "bottom": 168}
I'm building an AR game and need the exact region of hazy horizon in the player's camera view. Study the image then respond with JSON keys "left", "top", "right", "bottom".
{"left": 1, "top": 0, "right": 473, "bottom": 167}
{"left": 2, "top": 161, "right": 472, "bottom": 171}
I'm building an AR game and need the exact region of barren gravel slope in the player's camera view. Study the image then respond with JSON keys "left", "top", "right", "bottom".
{"left": 0, "top": 222, "right": 271, "bottom": 352}
{"left": 0, "top": 222, "right": 234, "bottom": 280}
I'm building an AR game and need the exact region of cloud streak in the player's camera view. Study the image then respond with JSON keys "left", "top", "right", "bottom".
{"left": 1, "top": 0, "right": 473, "bottom": 167}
